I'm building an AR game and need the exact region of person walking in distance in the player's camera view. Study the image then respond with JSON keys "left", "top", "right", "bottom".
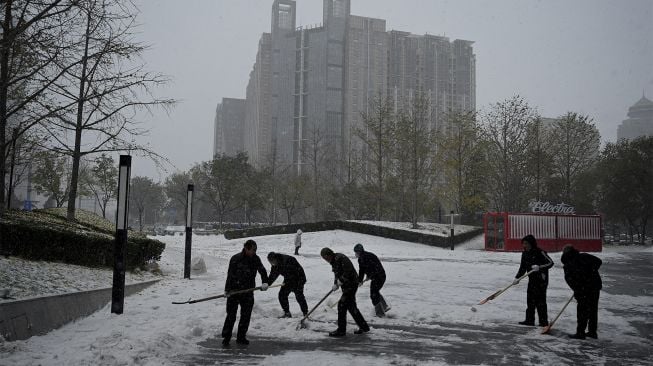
{"left": 267, "top": 251, "right": 309, "bottom": 318}
{"left": 353, "top": 243, "right": 390, "bottom": 317}
{"left": 294, "top": 229, "right": 302, "bottom": 255}
{"left": 561, "top": 244, "right": 602, "bottom": 339}
{"left": 320, "top": 247, "right": 370, "bottom": 337}
{"left": 514, "top": 234, "right": 554, "bottom": 327}
{"left": 221, "top": 240, "right": 269, "bottom": 346}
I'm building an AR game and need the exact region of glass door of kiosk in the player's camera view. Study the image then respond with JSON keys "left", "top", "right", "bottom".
{"left": 485, "top": 213, "right": 505, "bottom": 250}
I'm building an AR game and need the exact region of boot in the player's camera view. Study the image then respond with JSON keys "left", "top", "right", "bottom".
{"left": 278, "top": 312, "right": 292, "bottom": 318}
{"left": 568, "top": 333, "right": 586, "bottom": 340}
{"left": 374, "top": 303, "right": 386, "bottom": 317}
{"left": 221, "top": 337, "right": 230, "bottom": 346}
{"left": 354, "top": 327, "right": 370, "bottom": 334}
{"left": 518, "top": 321, "right": 535, "bottom": 326}
{"left": 236, "top": 337, "right": 250, "bottom": 345}
{"left": 329, "top": 329, "right": 346, "bottom": 337}
{"left": 380, "top": 296, "right": 391, "bottom": 312}
{"left": 586, "top": 332, "right": 598, "bottom": 339}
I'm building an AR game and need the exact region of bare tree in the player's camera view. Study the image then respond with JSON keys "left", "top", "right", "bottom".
{"left": 440, "top": 110, "right": 486, "bottom": 218}
{"left": 547, "top": 112, "right": 600, "bottom": 203}
{"left": 40, "top": 0, "right": 173, "bottom": 220}
{"left": 357, "top": 95, "right": 395, "bottom": 220}
{"left": 1, "top": 0, "right": 78, "bottom": 213}
{"left": 300, "top": 126, "right": 329, "bottom": 221}
{"left": 394, "top": 93, "right": 437, "bottom": 228}
{"left": 482, "top": 96, "right": 538, "bottom": 212}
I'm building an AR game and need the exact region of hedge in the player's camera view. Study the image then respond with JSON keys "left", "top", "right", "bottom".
{"left": 224, "top": 220, "right": 483, "bottom": 249}
{"left": 0, "top": 208, "right": 165, "bottom": 269}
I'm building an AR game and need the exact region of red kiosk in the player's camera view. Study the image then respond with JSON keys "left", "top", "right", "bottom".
{"left": 484, "top": 212, "right": 602, "bottom": 252}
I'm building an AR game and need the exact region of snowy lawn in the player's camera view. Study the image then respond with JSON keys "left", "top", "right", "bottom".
{"left": 1, "top": 231, "right": 651, "bottom": 365}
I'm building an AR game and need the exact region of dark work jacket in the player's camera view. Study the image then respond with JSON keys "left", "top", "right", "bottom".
{"left": 330, "top": 253, "right": 359, "bottom": 293}
{"left": 224, "top": 250, "right": 268, "bottom": 292}
{"left": 357, "top": 251, "right": 386, "bottom": 282}
{"left": 563, "top": 252, "right": 602, "bottom": 296}
{"left": 515, "top": 247, "right": 554, "bottom": 285}
{"left": 268, "top": 253, "right": 306, "bottom": 287}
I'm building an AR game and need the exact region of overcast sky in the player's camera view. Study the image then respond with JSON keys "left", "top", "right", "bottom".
{"left": 132, "top": 0, "right": 653, "bottom": 180}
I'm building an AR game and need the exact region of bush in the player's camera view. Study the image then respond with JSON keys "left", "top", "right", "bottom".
{"left": 0, "top": 208, "right": 165, "bottom": 269}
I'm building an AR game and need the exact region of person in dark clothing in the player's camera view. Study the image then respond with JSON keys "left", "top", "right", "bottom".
{"left": 221, "top": 240, "right": 269, "bottom": 346}
{"left": 267, "top": 252, "right": 309, "bottom": 318}
{"left": 353, "top": 243, "right": 389, "bottom": 317}
{"left": 561, "top": 244, "right": 602, "bottom": 340}
{"left": 514, "top": 234, "right": 554, "bottom": 327}
{"left": 320, "top": 247, "right": 370, "bottom": 337}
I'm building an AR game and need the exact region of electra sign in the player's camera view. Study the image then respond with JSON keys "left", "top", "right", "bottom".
{"left": 528, "top": 201, "right": 575, "bottom": 214}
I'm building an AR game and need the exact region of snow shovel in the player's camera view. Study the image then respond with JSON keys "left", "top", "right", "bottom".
{"left": 477, "top": 270, "right": 535, "bottom": 305}
{"left": 326, "top": 278, "right": 371, "bottom": 309}
{"left": 172, "top": 283, "right": 283, "bottom": 304}
{"left": 542, "top": 293, "right": 575, "bottom": 334}
{"left": 297, "top": 288, "right": 336, "bottom": 330}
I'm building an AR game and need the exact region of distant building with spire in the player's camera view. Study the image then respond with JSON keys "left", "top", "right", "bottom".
{"left": 617, "top": 92, "right": 653, "bottom": 141}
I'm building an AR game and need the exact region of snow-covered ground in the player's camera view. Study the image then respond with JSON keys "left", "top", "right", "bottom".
{"left": 0, "top": 257, "right": 160, "bottom": 301}
{"left": 1, "top": 231, "right": 651, "bottom": 365}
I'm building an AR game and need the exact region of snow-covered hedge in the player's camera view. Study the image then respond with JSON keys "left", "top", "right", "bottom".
{"left": 0, "top": 209, "right": 165, "bottom": 269}
{"left": 224, "top": 220, "right": 483, "bottom": 248}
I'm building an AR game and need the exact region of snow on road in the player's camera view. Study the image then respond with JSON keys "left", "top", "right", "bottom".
{"left": 1, "top": 231, "right": 651, "bottom": 365}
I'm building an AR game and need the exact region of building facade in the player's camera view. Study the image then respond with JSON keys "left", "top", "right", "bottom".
{"left": 213, "top": 98, "right": 245, "bottom": 157}
{"left": 617, "top": 94, "right": 653, "bottom": 141}
{"left": 221, "top": 0, "right": 476, "bottom": 176}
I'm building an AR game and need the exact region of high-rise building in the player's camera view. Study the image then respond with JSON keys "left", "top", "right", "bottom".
{"left": 225, "top": 0, "right": 476, "bottom": 175}
{"left": 244, "top": 33, "right": 272, "bottom": 167}
{"left": 213, "top": 98, "right": 245, "bottom": 157}
{"left": 617, "top": 94, "right": 653, "bottom": 141}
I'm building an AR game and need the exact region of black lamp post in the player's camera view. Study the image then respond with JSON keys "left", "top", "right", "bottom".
{"left": 450, "top": 210, "right": 455, "bottom": 251}
{"left": 183, "top": 184, "right": 194, "bottom": 279}
{"left": 111, "top": 155, "right": 131, "bottom": 314}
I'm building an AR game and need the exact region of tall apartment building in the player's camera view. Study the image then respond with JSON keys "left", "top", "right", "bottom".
{"left": 617, "top": 94, "right": 653, "bottom": 141}
{"left": 213, "top": 97, "right": 245, "bottom": 157}
{"left": 244, "top": 33, "right": 272, "bottom": 166}
{"left": 387, "top": 32, "right": 475, "bottom": 132}
{"left": 226, "top": 0, "right": 476, "bottom": 174}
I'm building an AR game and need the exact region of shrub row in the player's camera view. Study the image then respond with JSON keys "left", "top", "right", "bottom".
{"left": 224, "top": 221, "right": 483, "bottom": 249}
{"left": 0, "top": 209, "right": 165, "bottom": 269}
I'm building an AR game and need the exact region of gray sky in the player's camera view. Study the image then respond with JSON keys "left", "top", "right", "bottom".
{"left": 133, "top": 0, "right": 653, "bottom": 180}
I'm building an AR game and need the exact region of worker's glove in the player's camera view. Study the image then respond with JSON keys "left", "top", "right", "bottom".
{"left": 260, "top": 283, "right": 269, "bottom": 291}
{"left": 531, "top": 265, "right": 540, "bottom": 272}
{"left": 331, "top": 283, "right": 339, "bottom": 292}
{"left": 512, "top": 279, "right": 520, "bottom": 286}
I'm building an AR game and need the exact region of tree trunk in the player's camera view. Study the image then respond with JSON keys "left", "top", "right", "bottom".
{"left": 0, "top": 1, "right": 13, "bottom": 214}
{"left": 66, "top": 9, "right": 92, "bottom": 221}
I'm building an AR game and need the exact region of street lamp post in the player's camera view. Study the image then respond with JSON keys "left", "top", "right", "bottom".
{"left": 450, "top": 210, "right": 455, "bottom": 251}
{"left": 183, "top": 184, "right": 194, "bottom": 279}
{"left": 111, "top": 155, "right": 131, "bottom": 314}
